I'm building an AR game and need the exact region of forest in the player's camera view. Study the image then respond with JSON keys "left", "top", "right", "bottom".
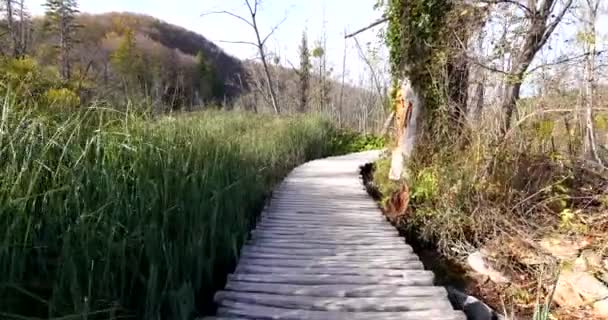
{"left": 1, "top": 0, "right": 607, "bottom": 319}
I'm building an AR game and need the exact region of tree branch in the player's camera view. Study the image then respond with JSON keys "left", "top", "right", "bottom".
{"left": 261, "top": 15, "right": 288, "bottom": 46}
{"left": 244, "top": 0, "right": 257, "bottom": 17}
{"left": 527, "top": 50, "right": 607, "bottom": 74}
{"left": 352, "top": 36, "right": 388, "bottom": 107}
{"left": 218, "top": 39, "right": 259, "bottom": 47}
{"left": 345, "top": 17, "right": 388, "bottom": 39}
{"left": 539, "top": 0, "right": 574, "bottom": 49}
{"left": 285, "top": 59, "right": 301, "bottom": 76}
{"left": 201, "top": 10, "right": 254, "bottom": 28}
{"left": 479, "top": 0, "right": 533, "bottom": 15}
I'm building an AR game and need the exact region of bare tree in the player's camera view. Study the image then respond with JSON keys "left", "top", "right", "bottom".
{"left": 581, "top": 0, "right": 605, "bottom": 167}
{"left": 202, "top": 0, "right": 282, "bottom": 114}
{"left": 482, "top": 0, "right": 575, "bottom": 133}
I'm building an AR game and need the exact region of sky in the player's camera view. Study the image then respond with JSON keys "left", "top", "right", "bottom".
{"left": 26, "top": 0, "right": 607, "bottom": 93}
{"left": 27, "top": 0, "right": 388, "bottom": 84}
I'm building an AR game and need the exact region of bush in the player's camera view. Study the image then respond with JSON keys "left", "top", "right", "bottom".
{"left": 330, "top": 129, "right": 386, "bottom": 155}
{"left": 0, "top": 105, "right": 338, "bottom": 319}
{"left": 0, "top": 57, "right": 61, "bottom": 105}
{"left": 44, "top": 87, "right": 81, "bottom": 109}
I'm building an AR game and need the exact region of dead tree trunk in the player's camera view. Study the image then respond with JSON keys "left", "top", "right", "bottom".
{"left": 389, "top": 78, "right": 421, "bottom": 181}
{"left": 582, "top": 0, "right": 604, "bottom": 167}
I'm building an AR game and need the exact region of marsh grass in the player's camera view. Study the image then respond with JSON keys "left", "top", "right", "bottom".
{"left": 0, "top": 100, "right": 337, "bottom": 319}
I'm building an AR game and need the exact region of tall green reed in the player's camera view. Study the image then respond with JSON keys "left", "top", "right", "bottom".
{"left": 0, "top": 101, "right": 336, "bottom": 319}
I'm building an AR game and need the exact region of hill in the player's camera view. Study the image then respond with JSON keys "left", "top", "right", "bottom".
{"left": 27, "top": 12, "right": 246, "bottom": 107}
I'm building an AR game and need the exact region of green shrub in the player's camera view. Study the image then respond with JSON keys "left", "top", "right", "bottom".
{"left": 330, "top": 129, "right": 386, "bottom": 155}
{"left": 44, "top": 87, "right": 81, "bottom": 109}
{"left": 0, "top": 57, "right": 61, "bottom": 105}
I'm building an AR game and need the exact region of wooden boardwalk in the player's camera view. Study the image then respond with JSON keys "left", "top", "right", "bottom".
{"left": 205, "top": 151, "right": 466, "bottom": 320}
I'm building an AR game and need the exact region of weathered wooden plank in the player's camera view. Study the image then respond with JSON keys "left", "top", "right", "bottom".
{"left": 239, "top": 253, "right": 420, "bottom": 263}
{"left": 251, "top": 228, "right": 399, "bottom": 238}
{"left": 217, "top": 301, "right": 467, "bottom": 320}
{"left": 259, "top": 216, "right": 387, "bottom": 225}
{"left": 224, "top": 282, "right": 447, "bottom": 298}
{"left": 238, "top": 257, "right": 421, "bottom": 269}
{"left": 249, "top": 236, "right": 404, "bottom": 246}
{"left": 239, "top": 251, "right": 415, "bottom": 261}
{"left": 242, "top": 243, "right": 412, "bottom": 252}
{"left": 227, "top": 273, "right": 435, "bottom": 286}
{"left": 216, "top": 291, "right": 454, "bottom": 312}
{"left": 250, "top": 232, "right": 401, "bottom": 241}
{"left": 239, "top": 250, "right": 416, "bottom": 260}
{"left": 256, "top": 222, "right": 395, "bottom": 231}
{"left": 234, "top": 265, "right": 425, "bottom": 276}
{"left": 256, "top": 226, "right": 396, "bottom": 234}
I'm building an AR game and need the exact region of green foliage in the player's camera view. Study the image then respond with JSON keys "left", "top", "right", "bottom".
{"left": 111, "top": 27, "right": 144, "bottom": 86}
{"left": 311, "top": 46, "right": 325, "bottom": 58}
{"left": 195, "top": 51, "right": 220, "bottom": 101}
{"left": 532, "top": 269, "right": 560, "bottom": 320}
{"left": 411, "top": 167, "right": 439, "bottom": 202}
{"left": 44, "top": 87, "right": 80, "bottom": 108}
{"left": 0, "top": 104, "right": 339, "bottom": 319}
{"left": 330, "top": 129, "right": 386, "bottom": 155}
{"left": 0, "top": 56, "right": 78, "bottom": 107}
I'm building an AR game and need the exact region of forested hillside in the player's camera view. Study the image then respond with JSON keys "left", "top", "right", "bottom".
{"left": 20, "top": 12, "right": 244, "bottom": 108}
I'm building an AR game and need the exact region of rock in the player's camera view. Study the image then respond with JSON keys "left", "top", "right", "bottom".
{"left": 467, "top": 251, "right": 510, "bottom": 284}
{"left": 539, "top": 235, "right": 589, "bottom": 260}
{"left": 554, "top": 270, "right": 608, "bottom": 317}
{"left": 578, "top": 250, "right": 603, "bottom": 272}
{"left": 446, "top": 286, "right": 504, "bottom": 320}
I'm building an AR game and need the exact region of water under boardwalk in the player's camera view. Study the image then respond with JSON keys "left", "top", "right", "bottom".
{"left": 204, "top": 151, "right": 466, "bottom": 320}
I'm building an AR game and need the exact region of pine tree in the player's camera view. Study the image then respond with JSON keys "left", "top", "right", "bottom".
{"left": 195, "top": 51, "right": 213, "bottom": 101}
{"left": 298, "top": 31, "right": 311, "bottom": 113}
{"left": 44, "top": 0, "right": 80, "bottom": 80}
{"left": 111, "top": 28, "right": 144, "bottom": 91}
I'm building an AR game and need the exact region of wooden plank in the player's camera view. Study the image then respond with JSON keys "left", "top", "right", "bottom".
{"left": 256, "top": 222, "right": 395, "bottom": 231}
{"left": 215, "top": 291, "right": 454, "bottom": 312}
{"left": 239, "top": 250, "right": 416, "bottom": 260}
{"left": 242, "top": 243, "right": 412, "bottom": 252}
{"left": 234, "top": 265, "right": 425, "bottom": 276}
{"left": 217, "top": 301, "right": 467, "bottom": 320}
{"left": 250, "top": 228, "right": 400, "bottom": 237}
{"left": 248, "top": 237, "right": 405, "bottom": 246}
{"left": 224, "top": 282, "right": 447, "bottom": 298}
{"left": 250, "top": 233, "right": 401, "bottom": 241}
{"left": 259, "top": 216, "right": 387, "bottom": 225}
{"left": 256, "top": 225, "right": 396, "bottom": 233}
{"left": 227, "top": 273, "right": 435, "bottom": 286}
{"left": 238, "top": 257, "right": 420, "bottom": 269}
{"left": 239, "top": 254, "right": 420, "bottom": 263}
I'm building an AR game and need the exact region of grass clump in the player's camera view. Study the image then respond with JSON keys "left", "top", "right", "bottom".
{"left": 0, "top": 103, "right": 338, "bottom": 319}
